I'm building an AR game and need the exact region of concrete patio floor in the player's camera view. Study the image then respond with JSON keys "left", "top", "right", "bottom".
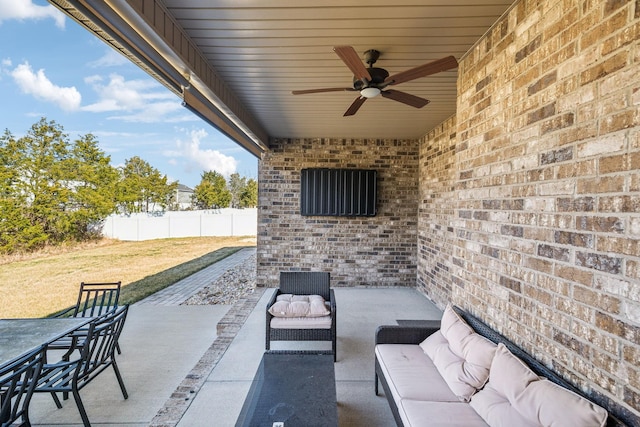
{"left": 28, "top": 249, "right": 443, "bottom": 426}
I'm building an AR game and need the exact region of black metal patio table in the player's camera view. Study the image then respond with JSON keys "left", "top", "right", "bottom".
{"left": 0, "top": 317, "right": 91, "bottom": 368}
{"left": 235, "top": 351, "right": 337, "bottom": 427}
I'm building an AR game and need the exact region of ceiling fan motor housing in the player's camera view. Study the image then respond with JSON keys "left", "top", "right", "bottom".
{"left": 353, "top": 67, "right": 389, "bottom": 90}
{"left": 364, "top": 49, "right": 380, "bottom": 65}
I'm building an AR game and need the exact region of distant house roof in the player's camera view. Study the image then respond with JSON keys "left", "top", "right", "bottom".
{"left": 177, "top": 184, "right": 194, "bottom": 193}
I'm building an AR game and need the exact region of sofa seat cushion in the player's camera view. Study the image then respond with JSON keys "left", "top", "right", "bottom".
{"left": 420, "top": 305, "right": 497, "bottom": 402}
{"left": 399, "top": 400, "right": 489, "bottom": 427}
{"left": 269, "top": 294, "right": 330, "bottom": 318}
{"left": 375, "top": 344, "right": 459, "bottom": 403}
{"left": 270, "top": 315, "right": 331, "bottom": 329}
{"left": 470, "top": 343, "right": 608, "bottom": 427}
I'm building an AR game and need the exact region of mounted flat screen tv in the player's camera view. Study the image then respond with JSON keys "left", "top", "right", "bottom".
{"left": 300, "top": 168, "right": 377, "bottom": 217}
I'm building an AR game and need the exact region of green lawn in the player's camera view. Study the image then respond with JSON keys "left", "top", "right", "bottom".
{"left": 0, "top": 236, "right": 256, "bottom": 318}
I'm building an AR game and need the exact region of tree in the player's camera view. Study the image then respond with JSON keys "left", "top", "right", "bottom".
{"left": 0, "top": 118, "right": 124, "bottom": 253}
{"left": 193, "top": 170, "right": 231, "bottom": 209}
{"left": 63, "top": 133, "right": 119, "bottom": 238}
{"left": 0, "top": 128, "right": 48, "bottom": 252}
{"left": 239, "top": 178, "right": 258, "bottom": 208}
{"left": 226, "top": 173, "right": 258, "bottom": 208}
{"left": 116, "top": 156, "right": 177, "bottom": 214}
{"left": 5, "top": 118, "right": 72, "bottom": 245}
{"left": 227, "top": 173, "right": 246, "bottom": 208}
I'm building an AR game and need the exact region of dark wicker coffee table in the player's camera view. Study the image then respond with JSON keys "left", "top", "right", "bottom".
{"left": 235, "top": 351, "right": 337, "bottom": 427}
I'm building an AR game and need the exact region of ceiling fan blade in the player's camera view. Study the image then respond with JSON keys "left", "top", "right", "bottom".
{"left": 381, "top": 90, "right": 430, "bottom": 108}
{"left": 334, "top": 46, "right": 372, "bottom": 82}
{"left": 385, "top": 55, "right": 458, "bottom": 85}
{"left": 344, "top": 96, "right": 367, "bottom": 116}
{"left": 292, "top": 87, "right": 354, "bottom": 95}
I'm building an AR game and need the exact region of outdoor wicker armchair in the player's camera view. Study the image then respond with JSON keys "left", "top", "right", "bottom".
{"left": 266, "top": 272, "right": 337, "bottom": 361}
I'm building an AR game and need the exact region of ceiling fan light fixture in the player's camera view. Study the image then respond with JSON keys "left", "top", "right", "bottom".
{"left": 360, "top": 87, "right": 381, "bottom": 98}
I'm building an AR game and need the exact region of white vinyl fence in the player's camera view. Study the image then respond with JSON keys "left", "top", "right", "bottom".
{"left": 101, "top": 209, "right": 257, "bottom": 241}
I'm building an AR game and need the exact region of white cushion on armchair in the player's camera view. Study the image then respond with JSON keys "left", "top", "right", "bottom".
{"left": 270, "top": 315, "right": 332, "bottom": 329}
{"left": 268, "top": 294, "right": 330, "bottom": 318}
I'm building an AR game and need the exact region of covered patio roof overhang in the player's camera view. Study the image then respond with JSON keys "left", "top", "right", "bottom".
{"left": 48, "top": 0, "right": 515, "bottom": 153}
{"left": 49, "top": 0, "right": 269, "bottom": 157}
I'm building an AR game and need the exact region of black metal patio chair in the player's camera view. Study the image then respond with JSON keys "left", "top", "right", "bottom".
{"left": 0, "top": 345, "right": 45, "bottom": 427}
{"left": 51, "top": 282, "right": 122, "bottom": 354}
{"left": 35, "top": 305, "right": 129, "bottom": 427}
{"left": 55, "top": 282, "right": 121, "bottom": 319}
{"left": 266, "top": 272, "right": 337, "bottom": 361}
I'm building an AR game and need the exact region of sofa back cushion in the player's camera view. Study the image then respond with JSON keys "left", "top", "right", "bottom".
{"left": 470, "top": 343, "right": 608, "bottom": 427}
{"left": 420, "top": 304, "right": 497, "bottom": 402}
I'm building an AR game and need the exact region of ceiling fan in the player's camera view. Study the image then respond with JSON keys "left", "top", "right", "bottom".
{"left": 292, "top": 46, "right": 459, "bottom": 117}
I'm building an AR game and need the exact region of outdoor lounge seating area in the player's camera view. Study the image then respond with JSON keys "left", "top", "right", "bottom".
{"left": 6, "top": 251, "right": 636, "bottom": 426}
{"left": 25, "top": 285, "right": 442, "bottom": 426}
{"left": 2, "top": 257, "right": 630, "bottom": 426}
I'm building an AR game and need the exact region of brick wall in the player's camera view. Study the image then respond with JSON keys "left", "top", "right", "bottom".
{"left": 417, "top": 115, "right": 458, "bottom": 307}
{"left": 256, "top": 137, "right": 418, "bottom": 287}
{"left": 418, "top": 0, "right": 640, "bottom": 420}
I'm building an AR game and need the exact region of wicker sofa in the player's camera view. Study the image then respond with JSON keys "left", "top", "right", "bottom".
{"left": 266, "top": 272, "right": 337, "bottom": 361}
{"left": 375, "top": 305, "right": 630, "bottom": 427}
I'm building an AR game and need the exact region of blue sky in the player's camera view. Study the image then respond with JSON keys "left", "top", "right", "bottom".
{"left": 0, "top": 0, "right": 258, "bottom": 188}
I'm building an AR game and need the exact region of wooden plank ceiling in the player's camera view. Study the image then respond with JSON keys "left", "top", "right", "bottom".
{"left": 162, "top": 0, "right": 514, "bottom": 141}
{"left": 52, "top": 0, "right": 515, "bottom": 150}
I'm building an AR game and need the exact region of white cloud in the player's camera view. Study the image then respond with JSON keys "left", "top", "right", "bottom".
{"left": 169, "top": 128, "right": 238, "bottom": 177}
{"left": 82, "top": 73, "right": 191, "bottom": 122}
{"left": 82, "top": 74, "right": 157, "bottom": 112}
{"left": 10, "top": 62, "right": 81, "bottom": 111}
{"left": 0, "top": 58, "right": 10, "bottom": 81}
{"left": 6, "top": 63, "right": 193, "bottom": 122}
{"left": 0, "top": 0, "right": 65, "bottom": 28}
{"left": 83, "top": 75, "right": 102, "bottom": 85}
{"left": 88, "top": 49, "right": 129, "bottom": 68}
{"left": 108, "top": 104, "right": 195, "bottom": 123}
